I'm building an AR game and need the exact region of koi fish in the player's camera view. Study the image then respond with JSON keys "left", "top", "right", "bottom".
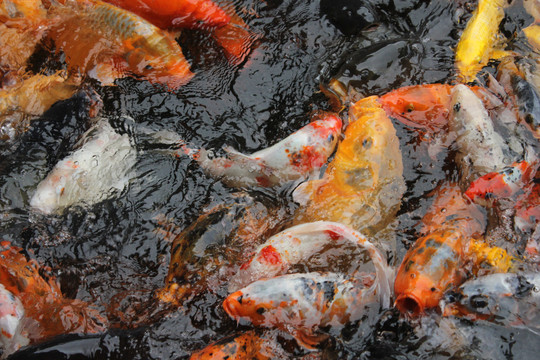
{"left": 449, "top": 84, "right": 509, "bottom": 184}
{"left": 30, "top": 119, "right": 137, "bottom": 214}
{"left": 524, "top": 0, "right": 540, "bottom": 22}
{"left": 156, "top": 193, "right": 287, "bottom": 306}
{"left": 292, "top": 96, "right": 405, "bottom": 236}
{"left": 443, "top": 272, "right": 540, "bottom": 331}
{"left": 465, "top": 161, "right": 539, "bottom": 207}
{"left": 454, "top": 0, "right": 509, "bottom": 82}
{"left": 0, "top": 241, "right": 108, "bottom": 344}
{"left": 228, "top": 221, "right": 393, "bottom": 310}
{"left": 195, "top": 111, "right": 342, "bottom": 188}
{"left": 0, "top": 284, "right": 28, "bottom": 357}
{"left": 224, "top": 271, "right": 378, "bottom": 349}
{"left": 378, "top": 84, "right": 453, "bottom": 132}
{"left": 523, "top": 24, "right": 540, "bottom": 51}
{"left": 47, "top": 0, "right": 194, "bottom": 89}
{"left": 394, "top": 184, "right": 486, "bottom": 316}
{"left": 103, "top": 0, "right": 230, "bottom": 29}
{"left": 515, "top": 181, "right": 540, "bottom": 234}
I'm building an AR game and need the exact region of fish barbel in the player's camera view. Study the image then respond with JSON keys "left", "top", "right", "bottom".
{"left": 48, "top": 0, "right": 194, "bottom": 89}
{"left": 292, "top": 96, "right": 405, "bottom": 236}
{"left": 224, "top": 271, "right": 378, "bottom": 349}
{"left": 103, "top": 0, "right": 230, "bottom": 29}
{"left": 455, "top": 0, "right": 509, "bottom": 83}
{"left": 0, "top": 284, "right": 27, "bottom": 357}
{"left": 449, "top": 84, "right": 509, "bottom": 185}
{"left": 195, "top": 111, "right": 342, "bottom": 188}
{"left": 30, "top": 119, "right": 137, "bottom": 214}
{"left": 228, "top": 221, "right": 393, "bottom": 310}
{"left": 443, "top": 272, "right": 540, "bottom": 331}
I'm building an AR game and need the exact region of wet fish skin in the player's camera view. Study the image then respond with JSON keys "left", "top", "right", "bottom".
{"left": 0, "top": 284, "right": 28, "bottom": 357}
{"left": 443, "top": 272, "right": 540, "bottom": 330}
{"left": 223, "top": 272, "right": 376, "bottom": 349}
{"left": 197, "top": 111, "right": 342, "bottom": 188}
{"left": 30, "top": 119, "right": 137, "bottom": 214}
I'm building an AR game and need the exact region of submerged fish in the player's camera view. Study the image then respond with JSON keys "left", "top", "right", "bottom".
{"left": 443, "top": 272, "right": 540, "bottom": 331}
{"left": 224, "top": 271, "right": 378, "bottom": 349}
{"left": 103, "top": 0, "right": 230, "bottom": 29}
{"left": 455, "top": 0, "right": 509, "bottom": 82}
{"left": 30, "top": 119, "right": 137, "bottom": 214}
{"left": 449, "top": 84, "right": 510, "bottom": 185}
{"left": 292, "top": 96, "right": 405, "bottom": 236}
{"left": 195, "top": 111, "right": 342, "bottom": 188}
{"left": 0, "top": 284, "right": 27, "bottom": 358}
{"left": 47, "top": 0, "right": 194, "bottom": 89}
{"left": 465, "top": 161, "right": 539, "bottom": 207}
{"left": 228, "top": 221, "right": 393, "bottom": 307}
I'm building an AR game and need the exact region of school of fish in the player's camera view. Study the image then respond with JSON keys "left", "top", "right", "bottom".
{"left": 1, "top": 0, "right": 540, "bottom": 359}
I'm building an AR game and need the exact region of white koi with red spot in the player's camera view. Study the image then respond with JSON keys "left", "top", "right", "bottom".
{"left": 0, "top": 284, "right": 28, "bottom": 357}
{"left": 228, "top": 221, "right": 392, "bottom": 309}
{"left": 30, "top": 119, "right": 137, "bottom": 214}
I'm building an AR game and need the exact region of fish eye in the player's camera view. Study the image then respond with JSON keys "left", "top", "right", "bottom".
{"left": 469, "top": 294, "right": 489, "bottom": 309}
{"left": 327, "top": 134, "right": 335, "bottom": 142}
{"left": 144, "top": 64, "right": 153, "bottom": 71}
{"left": 362, "top": 137, "right": 373, "bottom": 149}
{"left": 256, "top": 307, "right": 266, "bottom": 315}
{"left": 405, "top": 103, "right": 414, "bottom": 112}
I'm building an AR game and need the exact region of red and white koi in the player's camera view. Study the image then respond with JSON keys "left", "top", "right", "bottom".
{"left": 195, "top": 111, "right": 342, "bottom": 188}
{"left": 449, "top": 84, "right": 510, "bottom": 185}
{"left": 224, "top": 271, "right": 378, "bottom": 349}
{"left": 442, "top": 272, "right": 540, "bottom": 332}
{"left": 0, "top": 284, "right": 27, "bottom": 358}
{"left": 30, "top": 119, "right": 137, "bottom": 214}
{"left": 228, "top": 220, "right": 393, "bottom": 310}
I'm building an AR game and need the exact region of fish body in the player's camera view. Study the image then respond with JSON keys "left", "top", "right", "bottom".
{"left": 443, "top": 272, "right": 540, "bottom": 330}
{"left": 228, "top": 221, "right": 393, "bottom": 308}
{"left": 455, "top": 0, "right": 508, "bottom": 82}
{"left": 292, "top": 96, "right": 405, "bottom": 236}
{"left": 465, "top": 161, "right": 538, "bottom": 207}
{"left": 30, "top": 119, "right": 137, "bottom": 214}
{"left": 515, "top": 181, "right": 540, "bottom": 233}
{"left": 511, "top": 70, "right": 540, "bottom": 139}
{"left": 48, "top": 0, "right": 193, "bottom": 89}
{"left": 449, "top": 84, "right": 509, "bottom": 184}
{"left": 197, "top": 112, "right": 342, "bottom": 188}
{"left": 394, "top": 184, "right": 485, "bottom": 316}
{"left": 224, "top": 272, "right": 377, "bottom": 349}
{"left": 103, "top": 0, "right": 230, "bottom": 29}
{"left": 523, "top": 24, "right": 540, "bottom": 51}
{"left": 0, "top": 284, "right": 28, "bottom": 357}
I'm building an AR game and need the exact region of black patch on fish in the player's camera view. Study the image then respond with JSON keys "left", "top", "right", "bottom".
{"left": 515, "top": 275, "right": 535, "bottom": 298}
{"left": 453, "top": 103, "right": 461, "bottom": 112}
{"left": 469, "top": 294, "right": 489, "bottom": 309}
{"left": 362, "top": 137, "right": 373, "bottom": 149}
{"left": 256, "top": 307, "right": 266, "bottom": 315}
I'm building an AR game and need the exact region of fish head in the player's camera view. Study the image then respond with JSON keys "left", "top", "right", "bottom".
{"left": 464, "top": 172, "right": 501, "bottom": 206}
{"left": 29, "top": 169, "right": 70, "bottom": 214}
{"left": 223, "top": 290, "right": 276, "bottom": 326}
{"left": 394, "top": 270, "right": 443, "bottom": 316}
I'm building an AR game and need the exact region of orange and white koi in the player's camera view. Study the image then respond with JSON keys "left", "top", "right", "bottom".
{"left": 47, "top": 0, "right": 194, "bottom": 89}
{"left": 224, "top": 271, "right": 378, "bottom": 349}
{"left": 442, "top": 272, "right": 540, "bottom": 331}
{"left": 465, "top": 161, "right": 539, "bottom": 207}
{"left": 449, "top": 84, "right": 510, "bottom": 184}
{"left": 103, "top": 0, "right": 230, "bottom": 30}
{"left": 30, "top": 119, "right": 137, "bottom": 214}
{"left": 455, "top": 0, "right": 509, "bottom": 83}
{"left": 195, "top": 111, "right": 342, "bottom": 188}
{"left": 228, "top": 221, "right": 393, "bottom": 310}
{"left": 292, "top": 96, "right": 405, "bottom": 236}
{"left": 0, "top": 284, "right": 28, "bottom": 357}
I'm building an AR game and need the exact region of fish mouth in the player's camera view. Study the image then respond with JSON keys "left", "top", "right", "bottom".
{"left": 395, "top": 293, "right": 424, "bottom": 316}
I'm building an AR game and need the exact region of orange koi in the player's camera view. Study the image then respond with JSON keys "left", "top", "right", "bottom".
{"left": 394, "top": 184, "right": 485, "bottom": 316}
{"left": 292, "top": 96, "right": 405, "bottom": 236}
{"left": 103, "top": 0, "right": 230, "bottom": 29}
{"left": 47, "top": 0, "right": 194, "bottom": 90}
{"left": 465, "top": 161, "right": 539, "bottom": 207}
{"left": 0, "top": 241, "right": 108, "bottom": 344}
{"left": 378, "top": 84, "right": 453, "bottom": 131}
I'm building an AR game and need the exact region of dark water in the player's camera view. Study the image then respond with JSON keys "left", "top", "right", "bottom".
{"left": 1, "top": 0, "right": 540, "bottom": 359}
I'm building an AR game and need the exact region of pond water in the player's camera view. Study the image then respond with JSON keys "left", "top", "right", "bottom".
{"left": 1, "top": 0, "right": 540, "bottom": 359}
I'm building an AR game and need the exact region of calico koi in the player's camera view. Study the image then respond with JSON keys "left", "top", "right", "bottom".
{"left": 195, "top": 111, "right": 342, "bottom": 188}
{"left": 30, "top": 119, "right": 137, "bottom": 214}
{"left": 228, "top": 221, "right": 393, "bottom": 310}
{"left": 103, "top": 0, "right": 230, "bottom": 29}
{"left": 443, "top": 272, "right": 540, "bottom": 331}
{"left": 224, "top": 271, "right": 378, "bottom": 349}
{"left": 47, "top": 0, "right": 194, "bottom": 89}
{"left": 455, "top": 0, "right": 509, "bottom": 83}
{"left": 292, "top": 96, "right": 405, "bottom": 236}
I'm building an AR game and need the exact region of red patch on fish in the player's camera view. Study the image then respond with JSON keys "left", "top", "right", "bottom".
{"left": 325, "top": 230, "right": 341, "bottom": 241}
{"left": 288, "top": 146, "right": 325, "bottom": 173}
{"left": 257, "top": 245, "right": 282, "bottom": 265}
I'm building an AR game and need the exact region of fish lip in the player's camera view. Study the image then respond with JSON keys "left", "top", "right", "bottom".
{"left": 222, "top": 297, "right": 237, "bottom": 318}
{"left": 394, "top": 293, "right": 424, "bottom": 316}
